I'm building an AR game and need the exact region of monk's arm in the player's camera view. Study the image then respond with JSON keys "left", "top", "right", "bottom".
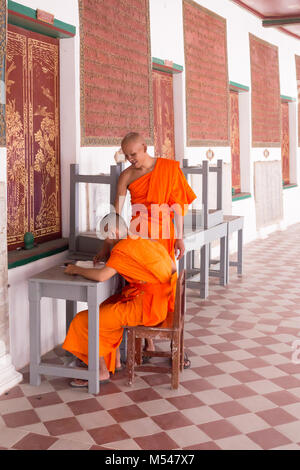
{"left": 170, "top": 257, "right": 177, "bottom": 274}
{"left": 174, "top": 212, "right": 183, "bottom": 239}
{"left": 64, "top": 264, "right": 117, "bottom": 282}
{"left": 114, "top": 171, "right": 129, "bottom": 214}
{"left": 93, "top": 238, "right": 115, "bottom": 264}
{"left": 174, "top": 212, "right": 185, "bottom": 260}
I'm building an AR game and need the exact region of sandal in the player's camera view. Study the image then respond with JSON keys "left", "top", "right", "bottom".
{"left": 69, "top": 378, "right": 110, "bottom": 388}
{"left": 183, "top": 352, "right": 191, "bottom": 369}
{"left": 168, "top": 352, "right": 191, "bottom": 369}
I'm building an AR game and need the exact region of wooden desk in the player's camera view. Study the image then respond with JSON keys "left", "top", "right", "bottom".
{"left": 223, "top": 215, "right": 244, "bottom": 284}
{"left": 28, "top": 265, "right": 121, "bottom": 394}
{"left": 180, "top": 223, "right": 228, "bottom": 298}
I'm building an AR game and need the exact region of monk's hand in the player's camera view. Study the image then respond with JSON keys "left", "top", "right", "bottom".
{"left": 93, "top": 252, "right": 103, "bottom": 266}
{"left": 175, "top": 239, "right": 185, "bottom": 260}
{"left": 64, "top": 264, "right": 80, "bottom": 276}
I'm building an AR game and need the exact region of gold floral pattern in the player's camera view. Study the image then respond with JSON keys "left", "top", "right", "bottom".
{"left": 6, "top": 30, "right": 28, "bottom": 247}
{"left": 0, "top": 0, "right": 6, "bottom": 146}
{"left": 34, "top": 108, "right": 57, "bottom": 228}
{"left": 6, "top": 26, "right": 61, "bottom": 249}
{"left": 153, "top": 70, "right": 175, "bottom": 159}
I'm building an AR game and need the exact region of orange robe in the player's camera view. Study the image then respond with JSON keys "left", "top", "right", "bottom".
{"left": 62, "top": 238, "right": 175, "bottom": 373}
{"left": 128, "top": 158, "right": 196, "bottom": 260}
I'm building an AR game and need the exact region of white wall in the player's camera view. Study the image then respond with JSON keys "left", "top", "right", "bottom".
{"left": 8, "top": 251, "right": 68, "bottom": 369}
{"left": 6, "top": 0, "right": 81, "bottom": 369}
{"left": 5, "top": 0, "right": 300, "bottom": 369}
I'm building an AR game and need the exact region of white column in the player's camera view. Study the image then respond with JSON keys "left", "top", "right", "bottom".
{"left": 0, "top": 182, "right": 22, "bottom": 395}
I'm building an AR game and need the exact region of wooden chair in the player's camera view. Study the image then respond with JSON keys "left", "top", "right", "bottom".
{"left": 182, "top": 159, "right": 223, "bottom": 230}
{"left": 124, "top": 270, "right": 186, "bottom": 390}
{"left": 68, "top": 162, "right": 124, "bottom": 258}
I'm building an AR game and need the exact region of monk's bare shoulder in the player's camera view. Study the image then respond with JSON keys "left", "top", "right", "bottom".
{"left": 119, "top": 165, "right": 144, "bottom": 187}
{"left": 118, "top": 166, "right": 135, "bottom": 189}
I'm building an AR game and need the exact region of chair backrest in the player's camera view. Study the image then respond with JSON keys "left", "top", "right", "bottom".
{"left": 182, "top": 159, "right": 223, "bottom": 229}
{"left": 69, "top": 163, "right": 124, "bottom": 253}
{"left": 173, "top": 270, "right": 186, "bottom": 330}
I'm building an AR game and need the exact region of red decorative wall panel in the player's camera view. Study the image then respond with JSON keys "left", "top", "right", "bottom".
{"left": 0, "top": 0, "right": 6, "bottom": 147}
{"left": 153, "top": 70, "right": 175, "bottom": 159}
{"left": 281, "top": 101, "right": 290, "bottom": 185}
{"left": 79, "top": 0, "right": 153, "bottom": 146}
{"left": 295, "top": 55, "right": 300, "bottom": 147}
{"left": 6, "top": 25, "right": 61, "bottom": 250}
{"left": 28, "top": 33, "right": 61, "bottom": 241}
{"left": 230, "top": 91, "right": 241, "bottom": 193}
{"left": 183, "top": 0, "right": 229, "bottom": 147}
{"left": 250, "top": 34, "right": 281, "bottom": 147}
{"left": 6, "top": 27, "right": 28, "bottom": 248}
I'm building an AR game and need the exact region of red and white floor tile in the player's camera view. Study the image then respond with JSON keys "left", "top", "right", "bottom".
{"left": 1, "top": 224, "right": 300, "bottom": 450}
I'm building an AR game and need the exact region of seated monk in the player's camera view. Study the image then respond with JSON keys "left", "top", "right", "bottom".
{"left": 63, "top": 212, "right": 177, "bottom": 387}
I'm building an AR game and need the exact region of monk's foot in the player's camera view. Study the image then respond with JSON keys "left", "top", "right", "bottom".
{"left": 115, "top": 348, "right": 122, "bottom": 370}
{"left": 100, "top": 372, "right": 110, "bottom": 382}
{"left": 142, "top": 339, "right": 155, "bottom": 364}
{"left": 144, "top": 338, "right": 155, "bottom": 352}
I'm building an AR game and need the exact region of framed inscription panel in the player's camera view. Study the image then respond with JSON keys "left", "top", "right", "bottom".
{"left": 79, "top": 0, "right": 153, "bottom": 146}
{"left": 183, "top": 0, "right": 229, "bottom": 147}
{"left": 250, "top": 34, "right": 281, "bottom": 147}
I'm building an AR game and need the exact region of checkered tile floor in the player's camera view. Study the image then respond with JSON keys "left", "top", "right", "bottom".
{"left": 1, "top": 224, "right": 300, "bottom": 450}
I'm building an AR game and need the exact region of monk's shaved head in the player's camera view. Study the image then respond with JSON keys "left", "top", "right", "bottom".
{"left": 121, "top": 132, "right": 145, "bottom": 151}
{"left": 121, "top": 132, "right": 149, "bottom": 169}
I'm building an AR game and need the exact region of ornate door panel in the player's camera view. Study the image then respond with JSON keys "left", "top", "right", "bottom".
{"left": 153, "top": 69, "right": 175, "bottom": 159}
{"left": 281, "top": 101, "right": 290, "bottom": 185}
{"left": 6, "top": 27, "right": 28, "bottom": 248}
{"left": 6, "top": 24, "right": 61, "bottom": 250}
{"left": 230, "top": 90, "right": 241, "bottom": 194}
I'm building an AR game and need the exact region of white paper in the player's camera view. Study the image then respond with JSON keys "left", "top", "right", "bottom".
{"left": 75, "top": 260, "right": 105, "bottom": 269}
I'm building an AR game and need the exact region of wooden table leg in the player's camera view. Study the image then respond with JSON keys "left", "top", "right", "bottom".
{"left": 200, "top": 244, "right": 209, "bottom": 298}
{"left": 29, "top": 282, "right": 42, "bottom": 387}
{"left": 65, "top": 300, "right": 77, "bottom": 357}
{"left": 237, "top": 228, "right": 243, "bottom": 276}
{"left": 220, "top": 234, "right": 226, "bottom": 286}
{"left": 226, "top": 225, "right": 230, "bottom": 285}
{"left": 88, "top": 286, "right": 99, "bottom": 394}
{"left": 66, "top": 300, "right": 76, "bottom": 334}
{"left": 127, "top": 329, "right": 135, "bottom": 386}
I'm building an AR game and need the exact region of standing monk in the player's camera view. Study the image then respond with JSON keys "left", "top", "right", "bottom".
{"left": 63, "top": 213, "right": 177, "bottom": 387}
{"left": 93, "top": 132, "right": 196, "bottom": 354}
{"left": 94, "top": 132, "right": 196, "bottom": 263}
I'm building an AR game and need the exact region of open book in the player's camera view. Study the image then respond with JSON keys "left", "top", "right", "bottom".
{"left": 75, "top": 260, "right": 105, "bottom": 269}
